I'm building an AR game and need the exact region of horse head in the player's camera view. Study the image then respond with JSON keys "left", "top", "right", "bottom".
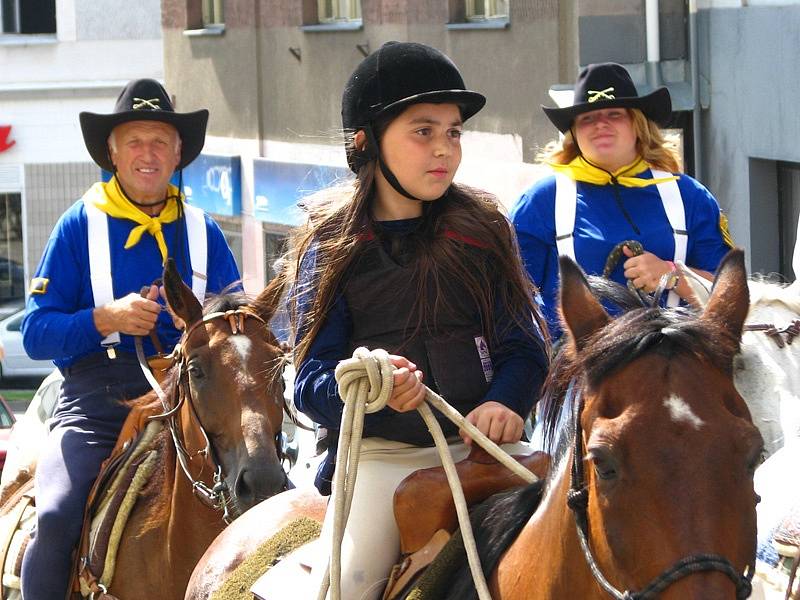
{"left": 551, "top": 249, "right": 762, "bottom": 599}
{"left": 162, "top": 259, "right": 288, "bottom": 518}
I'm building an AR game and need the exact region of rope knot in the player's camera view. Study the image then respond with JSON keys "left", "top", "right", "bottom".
{"left": 334, "top": 347, "right": 394, "bottom": 414}
{"left": 567, "top": 487, "right": 589, "bottom": 511}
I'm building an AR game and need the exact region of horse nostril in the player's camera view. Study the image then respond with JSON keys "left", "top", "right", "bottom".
{"left": 234, "top": 469, "right": 257, "bottom": 505}
{"left": 234, "top": 467, "right": 286, "bottom": 509}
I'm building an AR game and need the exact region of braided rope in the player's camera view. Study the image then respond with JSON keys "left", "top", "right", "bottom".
{"left": 317, "top": 347, "right": 539, "bottom": 600}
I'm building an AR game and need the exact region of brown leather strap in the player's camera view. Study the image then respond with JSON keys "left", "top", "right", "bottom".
{"left": 382, "top": 529, "right": 451, "bottom": 600}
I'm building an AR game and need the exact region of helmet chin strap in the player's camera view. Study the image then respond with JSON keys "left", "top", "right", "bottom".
{"left": 364, "top": 124, "right": 449, "bottom": 203}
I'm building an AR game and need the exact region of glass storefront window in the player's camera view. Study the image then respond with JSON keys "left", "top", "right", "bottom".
{"left": 0, "top": 193, "right": 24, "bottom": 307}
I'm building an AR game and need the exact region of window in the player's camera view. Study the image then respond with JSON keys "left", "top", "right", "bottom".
{"left": 263, "top": 231, "right": 288, "bottom": 283}
{"left": 777, "top": 162, "right": 800, "bottom": 280}
{"left": 1, "top": 0, "right": 56, "bottom": 34}
{"left": 317, "top": 0, "right": 361, "bottom": 23}
{"left": 263, "top": 230, "right": 289, "bottom": 342}
{"left": 0, "top": 193, "right": 24, "bottom": 306}
{"left": 466, "top": 0, "right": 508, "bottom": 21}
{"left": 214, "top": 216, "right": 242, "bottom": 274}
{"left": 202, "top": 0, "right": 224, "bottom": 27}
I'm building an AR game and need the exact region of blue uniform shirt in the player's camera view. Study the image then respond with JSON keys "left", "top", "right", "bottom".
{"left": 510, "top": 171, "right": 732, "bottom": 337}
{"left": 22, "top": 199, "right": 241, "bottom": 368}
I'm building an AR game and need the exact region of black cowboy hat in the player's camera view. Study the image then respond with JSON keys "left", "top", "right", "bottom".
{"left": 79, "top": 78, "right": 208, "bottom": 172}
{"left": 542, "top": 63, "right": 672, "bottom": 133}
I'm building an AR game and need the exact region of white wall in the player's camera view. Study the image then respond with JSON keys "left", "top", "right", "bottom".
{"left": 0, "top": 39, "right": 163, "bottom": 85}
{"left": 0, "top": 94, "right": 118, "bottom": 165}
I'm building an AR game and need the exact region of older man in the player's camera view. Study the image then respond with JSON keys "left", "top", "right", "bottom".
{"left": 20, "top": 79, "right": 240, "bottom": 600}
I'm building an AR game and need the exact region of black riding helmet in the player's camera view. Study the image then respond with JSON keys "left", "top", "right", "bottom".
{"left": 341, "top": 41, "right": 486, "bottom": 201}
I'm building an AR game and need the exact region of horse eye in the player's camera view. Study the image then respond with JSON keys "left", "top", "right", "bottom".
{"left": 593, "top": 459, "right": 617, "bottom": 480}
{"left": 188, "top": 363, "right": 205, "bottom": 379}
{"left": 588, "top": 448, "right": 618, "bottom": 481}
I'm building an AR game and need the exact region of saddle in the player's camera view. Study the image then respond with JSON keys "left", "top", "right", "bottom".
{"left": 0, "top": 475, "right": 35, "bottom": 597}
{"left": 0, "top": 402, "right": 165, "bottom": 600}
{"left": 250, "top": 446, "right": 550, "bottom": 600}
{"left": 382, "top": 446, "right": 550, "bottom": 600}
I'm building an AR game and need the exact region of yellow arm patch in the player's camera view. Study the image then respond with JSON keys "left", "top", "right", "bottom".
{"left": 719, "top": 213, "right": 734, "bottom": 248}
{"left": 29, "top": 277, "right": 49, "bottom": 295}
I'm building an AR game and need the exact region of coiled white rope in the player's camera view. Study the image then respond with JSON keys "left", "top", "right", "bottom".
{"left": 317, "top": 347, "right": 539, "bottom": 600}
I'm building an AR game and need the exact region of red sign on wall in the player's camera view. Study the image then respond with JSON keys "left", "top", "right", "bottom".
{"left": 0, "top": 126, "right": 16, "bottom": 153}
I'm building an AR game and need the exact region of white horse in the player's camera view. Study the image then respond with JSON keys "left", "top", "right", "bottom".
{"left": 680, "top": 267, "right": 800, "bottom": 459}
{"left": 682, "top": 265, "right": 800, "bottom": 599}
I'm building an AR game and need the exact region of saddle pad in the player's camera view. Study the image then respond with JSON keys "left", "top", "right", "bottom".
{"left": 78, "top": 420, "right": 162, "bottom": 596}
{"left": 211, "top": 516, "right": 321, "bottom": 600}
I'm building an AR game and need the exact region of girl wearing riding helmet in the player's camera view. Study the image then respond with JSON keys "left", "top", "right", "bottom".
{"left": 285, "top": 41, "right": 549, "bottom": 599}
{"left": 510, "top": 62, "right": 733, "bottom": 337}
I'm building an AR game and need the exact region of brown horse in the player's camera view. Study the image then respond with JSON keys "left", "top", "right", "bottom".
{"left": 185, "top": 249, "right": 762, "bottom": 600}
{"left": 0, "top": 259, "right": 292, "bottom": 600}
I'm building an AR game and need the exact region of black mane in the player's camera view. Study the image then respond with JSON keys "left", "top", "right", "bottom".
{"left": 203, "top": 290, "right": 251, "bottom": 314}
{"left": 539, "top": 277, "right": 740, "bottom": 458}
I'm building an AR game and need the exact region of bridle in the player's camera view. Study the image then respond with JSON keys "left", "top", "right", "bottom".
{"left": 565, "top": 389, "right": 755, "bottom": 599}
{"left": 743, "top": 319, "right": 800, "bottom": 348}
{"left": 136, "top": 308, "right": 289, "bottom": 523}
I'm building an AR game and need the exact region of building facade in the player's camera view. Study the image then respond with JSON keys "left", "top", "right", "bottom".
{"left": 0, "top": 0, "right": 164, "bottom": 313}
{"left": 6, "top": 0, "right": 798, "bottom": 304}
{"left": 161, "top": 0, "right": 800, "bottom": 290}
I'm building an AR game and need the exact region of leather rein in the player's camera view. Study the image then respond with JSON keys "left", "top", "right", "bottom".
{"left": 565, "top": 390, "right": 755, "bottom": 599}
{"left": 743, "top": 319, "right": 800, "bottom": 348}
{"left": 135, "top": 308, "right": 285, "bottom": 524}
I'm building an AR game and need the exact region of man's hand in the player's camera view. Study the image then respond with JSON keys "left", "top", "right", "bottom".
{"left": 385, "top": 355, "right": 426, "bottom": 413}
{"left": 93, "top": 285, "right": 161, "bottom": 337}
{"left": 461, "top": 401, "right": 524, "bottom": 446}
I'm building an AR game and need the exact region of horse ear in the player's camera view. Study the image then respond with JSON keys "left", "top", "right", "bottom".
{"left": 163, "top": 258, "right": 204, "bottom": 328}
{"left": 559, "top": 255, "right": 610, "bottom": 350}
{"left": 701, "top": 248, "right": 750, "bottom": 344}
{"left": 250, "top": 274, "right": 286, "bottom": 325}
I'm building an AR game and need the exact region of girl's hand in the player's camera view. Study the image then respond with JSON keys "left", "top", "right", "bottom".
{"left": 386, "top": 355, "right": 426, "bottom": 413}
{"left": 461, "top": 401, "right": 523, "bottom": 446}
{"left": 622, "top": 246, "right": 672, "bottom": 293}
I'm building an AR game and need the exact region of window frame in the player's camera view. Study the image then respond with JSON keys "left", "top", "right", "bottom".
{"left": 317, "top": 0, "right": 362, "bottom": 24}
{"left": 202, "top": 0, "right": 224, "bottom": 27}
{"left": 465, "top": 0, "right": 509, "bottom": 21}
{"left": 1, "top": 0, "right": 56, "bottom": 35}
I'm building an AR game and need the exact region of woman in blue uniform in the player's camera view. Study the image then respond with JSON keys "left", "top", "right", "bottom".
{"left": 511, "top": 62, "right": 733, "bottom": 337}
{"left": 287, "top": 42, "right": 549, "bottom": 599}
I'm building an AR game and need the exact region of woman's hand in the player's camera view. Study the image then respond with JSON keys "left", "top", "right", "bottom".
{"left": 461, "top": 401, "right": 524, "bottom": 446}
{"left": 386, "top": 355, "right": 426, "bottom": 413}
{"left": 622, "top": 245, "right": 673, "bottom": 293}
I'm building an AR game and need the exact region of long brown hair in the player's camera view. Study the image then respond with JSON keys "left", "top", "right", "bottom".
{"left": 283, "top": 123, "right": 549, "bottom": 366}
{"left": 540, "top": 108, "right": 682, "bottom": 173}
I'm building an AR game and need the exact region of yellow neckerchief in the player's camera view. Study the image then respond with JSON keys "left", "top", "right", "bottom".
{"left": 548, "top": 156, "right": 678, "bottom": 188}
{"left": 85, "top": 176, "right": 180, "bottom": 263}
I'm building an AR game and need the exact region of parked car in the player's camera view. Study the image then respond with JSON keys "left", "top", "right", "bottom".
{"left": 0, "top": 309, "right": 53, "bottom": 379}
{"left": 1, "top": 369, "right": 60, "bottom": 484}
{"left": 0, "top": 395, "right": 18, "bottom": 472}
